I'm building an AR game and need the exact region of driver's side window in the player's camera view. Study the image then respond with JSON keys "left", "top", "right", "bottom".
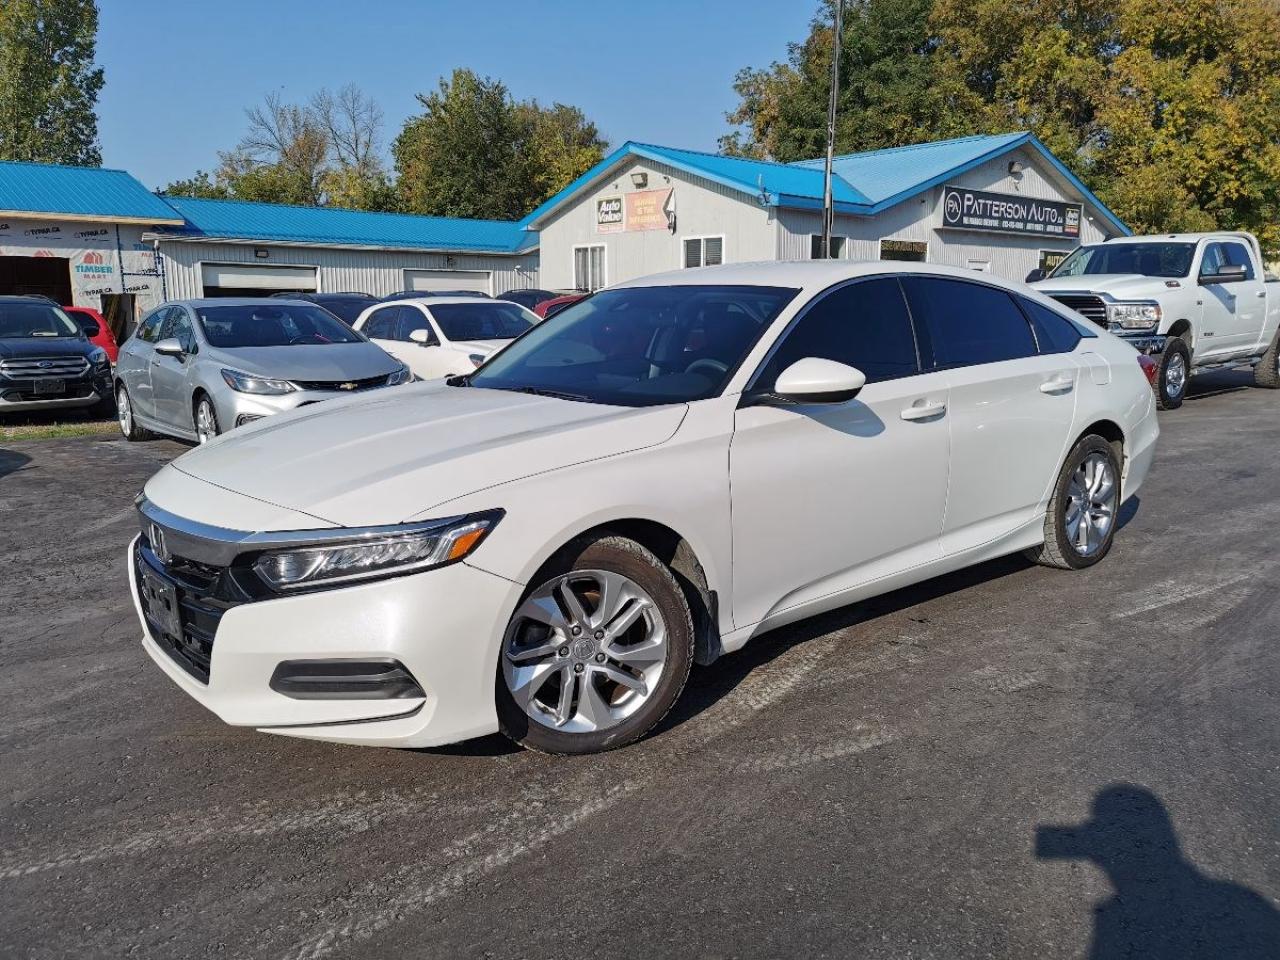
{"left": 398, "top": 307, "right": 437, "bottom": 344}
{"left": 363, "top": 306, "right": 399, "bottom": 340}
{"left": 135, "top": 307, "right": 167, "bottom": 344}
{"left": 1199, "top": 244, "right": 1225, "bottom": 278}
{"left": 754, "top": 278, "right": 920, "bottom": 390}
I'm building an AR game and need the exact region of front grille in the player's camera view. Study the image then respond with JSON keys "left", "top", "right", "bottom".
{"left": 135, "top": 540, "right": 235, "bottom": 685}
{"left": 291, "top": 373, "right": 389, "bottom": 393}
{"left": 1049, "top": 294, "right": 1108, "bottom": 328}
{"left": 0, "top": 356, "right": 91, "bottom": 378}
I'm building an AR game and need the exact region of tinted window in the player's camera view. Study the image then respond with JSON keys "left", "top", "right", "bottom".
{"left": 1051, "top": 243, "right": 1195, "bottom": 279}
{"left": 430, "top": 302, "right": 534, "bottom": 342}
{"left": 1204, "top": 241, "right": 1255, "bottom": 280}
{"left": 469, "top": 285, "right": 799, "bottom": 407}
{"left": 66, "top": 308, "right": 101, "bottom": 337}
{"left": 314, "top": 295, "right": 377, "bottom": 324}
{"left": 398, "top": 306, "right": 436, "bottom": 342}
{"left": 362, "top": 306, "right": 400, "bottom": 340}
{"left": 1019, "top": 297, "right": 1089, "bottom": 353}
{"left": 160, "top": 308, "right": 198, "bottom": 353}
{"left": 134, "top": 308, "right": 166, "bottom": 343}
{"left": 195, "top": 303, "right": 363, "bottom": 348}
{"left": 757, "top": 277, "right": 918, "bottom": 387}
{"left": 903, "top": 277, "right": 1037, "bottom": 369}
{"left": 0, "top": 301, "right": 82, "bottom": 339}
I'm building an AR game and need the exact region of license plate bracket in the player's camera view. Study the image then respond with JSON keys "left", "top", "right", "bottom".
{"left": 139, "top": 563, "right": 182, "bottom": 640}
{"left": 33, "top": 378, "right": 65, "bottom": 395}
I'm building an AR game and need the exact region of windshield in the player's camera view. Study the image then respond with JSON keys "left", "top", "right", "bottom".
{"left": 467, "top": 285, "right": 800, "bottom": 407}
{"left": 195, "top": 303, "right": 365, "bottom": 348}
{"left": 431, "top": 302, "right": 535, "bottom": 341}
{"left": 1050, "top": 243, "right": 1196, "bottom": 279}
{"left": 0, "top": 301, "right": 83, "bottom": 339}
{"left": 315, "top": 296, "right": 377, "bottom": 325}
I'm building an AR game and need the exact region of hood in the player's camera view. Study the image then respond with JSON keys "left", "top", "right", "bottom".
{"left": 0, "top": 336, "right": 94, "bottom": 360}
{"left": 206, "top": 341, "right": 398, "bottom": 381}
{"left": 170, "top": 381, "right": 687, "bottom": 527}
{"left": 1033, "top": 274, "right": 1173, "bottom": 298}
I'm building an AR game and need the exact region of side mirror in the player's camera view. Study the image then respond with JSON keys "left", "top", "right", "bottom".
{"left": 1024, "top": 268, "right": 1046, "bottom": 283}
{"left": 771, "top": 358, "right": 867, "bottom": 404}
{"left": 1199, "top": 263, "right": 1247, "bottom": 285}
{"left": 408, "top": 329, "right": 434, "bottom": 345}
{"left": 155, "top": 337, "right": 185, "bottom": 358}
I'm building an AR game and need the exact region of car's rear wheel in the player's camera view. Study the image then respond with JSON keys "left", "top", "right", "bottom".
{"left": 1156, "top": 337, "right": 1190, "bottom": 410}
{"left": 496, "top": 535, "right": 693, "bottom": 754}
{"left": 1254, "top": 329, "right": 1280, "bottom": 389}
{"left": 194, "top": 395, "right": 220, "bottom": 444}
{"left": 1025, "top": 435, "right": 1122, "bottom": 570}
{"left": 116, "top": 383, "right": 151, "bottom": 441}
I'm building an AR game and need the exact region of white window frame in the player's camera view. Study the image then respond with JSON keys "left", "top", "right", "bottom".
{"left": 808, "top": 234, "right": 848, "bottom": 260}
{"left": 680, "top": 234, "right": 726, "bottom": 269}
{"left": 571, "top": 243, "right": 607, "bottom": 291}
{"left": 877, "top": 238, "right": 929, "bottom": 263}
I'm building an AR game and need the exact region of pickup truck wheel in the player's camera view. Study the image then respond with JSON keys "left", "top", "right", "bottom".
{"left": 1254, "top": 330, "right": 1280, "bottom": 389}
{"left": 496, "top": 535, "right": 694, "bottom": 755}
{"left": 1025, "top": 435, "right": 1121, "bottom": 570}
{"left": 1156, "top": 338, "right": 1190, "bottom": 410}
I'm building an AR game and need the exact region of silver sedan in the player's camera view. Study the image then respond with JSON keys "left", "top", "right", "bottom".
{"left": 114, "top": 298, "right": 410, "bottom": 443}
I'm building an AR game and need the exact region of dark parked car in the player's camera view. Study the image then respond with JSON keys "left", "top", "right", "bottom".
{"left": 268, "top": 291, "right": 378, "bottom": 325}
{"left": 0, "top": 296, "right": 114, "bottom": 416}
{"left": 496, "top": 288, "right": 557, "bottom": 310}
{"left": 380, "top": 290, "right": 491, "bottom": 302}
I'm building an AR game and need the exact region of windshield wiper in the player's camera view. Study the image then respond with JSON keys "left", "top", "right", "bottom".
{"left": 505, "top": 385, "right": 591, "bottom": 402}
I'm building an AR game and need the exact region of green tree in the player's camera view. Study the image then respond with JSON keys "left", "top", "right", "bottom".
{"left": 393, "top": 68, "right": 606, "bottom": 220}
{"left": 160, "top": 170, "right": 230, "bottom": 200}
{"left": 0, "top": 0, "right": 104, "bottom": 166}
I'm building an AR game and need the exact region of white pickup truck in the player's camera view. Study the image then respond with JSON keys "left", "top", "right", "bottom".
{"left": 1030, "top": 232, "right": 1280, "bottom": 409}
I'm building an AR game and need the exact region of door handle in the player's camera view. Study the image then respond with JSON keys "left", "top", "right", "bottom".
{"left": 900, "top": 400, "right": 947, "bottom": 421}
{"left": 1040, "top": 375, "right": 1075, "bottom": 394}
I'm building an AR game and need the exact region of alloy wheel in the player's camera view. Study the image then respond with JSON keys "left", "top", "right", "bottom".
{"left": 195, "top": 399, "right": 218, "bottom": 444}
{"left": 117, "top": 388, "right": 131, "bottom": 436}
{"left": 1065, "top": 452, "right": 1118, "bottom": 557}
{"left": 1165, "top": 352, "right": 1187, "bottom": 399}
{"left": 502, "top": 569, "right": 668, "bottom": 734}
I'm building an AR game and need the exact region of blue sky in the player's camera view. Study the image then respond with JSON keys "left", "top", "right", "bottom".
{"left": 96, "top": 0, "right": 817, "bottom": 190}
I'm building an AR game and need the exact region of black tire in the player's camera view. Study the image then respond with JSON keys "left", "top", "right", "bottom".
{"left": 496, "top": 535, "right": 694, "bottom": 755}
{"left": 194, "top": 394, "right": 220, "bottom": 444}
{"left": 1025, "top": 434, "right": 1122, "bottom": 570}
{"left": 1254, "top": 329, "right": 1280, "bottom": 389}
{"left": 90, "top": 389, "right": 117, "bottom": 419}
{"left": 115, "top": 383, "right": 152, "bottom": 441}
{"left": 1156, "top": 337, "right": 1191, "bottom": 410}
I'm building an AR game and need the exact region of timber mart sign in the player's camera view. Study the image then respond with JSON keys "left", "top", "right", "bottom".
{"left": 941, "top": 185, "right": 1081, "bottom": 238}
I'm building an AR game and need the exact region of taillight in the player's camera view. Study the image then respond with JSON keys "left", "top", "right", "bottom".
{"left": 1137, "top": 354, "right": 1159, "bottom": 388}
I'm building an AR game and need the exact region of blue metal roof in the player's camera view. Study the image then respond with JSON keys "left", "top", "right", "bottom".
{"left": 523, "top": 133, "right": 1129, "bottom": 236}
{"left": 0, "top": 160, "right": 185, "bottom": 224}
{"left": 159, "top": 195, "right": 538, "bottom": 254}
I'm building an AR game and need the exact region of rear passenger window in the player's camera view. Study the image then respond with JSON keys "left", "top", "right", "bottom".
{"left": 903, "top": 277, "right": 1037, "bottom": 369}
{"left": 757, "top": 277, "right": 919, "bottom": 387}
{"left": 1019, "top": 297, "right": 1089, "bottom": 353}
{"left": 398, "top": 307, "right": 434, "bottom": 342}
{"left": 363, "top": 307, "right": 398, "bottom": 340}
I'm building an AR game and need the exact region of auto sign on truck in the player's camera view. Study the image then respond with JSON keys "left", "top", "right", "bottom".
{"left": 1031, "top": 232, "right": 1280, "bottom": 409}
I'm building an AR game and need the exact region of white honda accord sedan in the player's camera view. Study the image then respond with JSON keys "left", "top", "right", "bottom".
{"left": 129, "top": 261, "right": 1159, "bottom": 754}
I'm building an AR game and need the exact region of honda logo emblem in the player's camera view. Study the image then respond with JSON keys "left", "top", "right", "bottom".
{"left": 149, "top": 522, "right": 170, "bottom": 564}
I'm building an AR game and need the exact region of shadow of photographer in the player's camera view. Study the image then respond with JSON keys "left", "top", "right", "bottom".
{"left": 1038, "top": 784, "right": 1280, "bottom": 959}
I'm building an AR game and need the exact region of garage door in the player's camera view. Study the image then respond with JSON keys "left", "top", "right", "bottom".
{"left": 404, "top": 269, "right": 492, "bottom": 294}
{"left": 201, "top": 263, "right": 318, "bottom": 297}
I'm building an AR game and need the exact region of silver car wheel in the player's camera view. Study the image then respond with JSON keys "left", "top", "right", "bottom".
{"left": 1165, "top": 352, "right": 1187, "bottom": 399}
{"left": 116, "top": 387, "right": 131, "bottom": 436}
{"left": 1065, "top": 452, "right": 1118, "bottom": 557}
{"left": 195, "top": 398, "right": 218, "bottom": 444}
{"left": 502, "top": 569, "right": 668, "bottom": 735}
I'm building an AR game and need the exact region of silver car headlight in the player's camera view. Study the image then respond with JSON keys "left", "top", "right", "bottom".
{"left": 1106, "top": 301, "right": 1162, "bottom": 331}
{"left": 385, "top": 363, "right": 412, "bottom": 386}
{"left": 251, "top": 512, "right": 501, "bottom": 591}
{"left": 221, "top": 368, "right": 297, "bottom": 395}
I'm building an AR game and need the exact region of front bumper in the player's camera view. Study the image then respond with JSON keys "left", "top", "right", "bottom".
{"left": 128, "top": 535, "right": 525, "bottom": 748}
{"left": 0, "top": 371, "right": 111, "bottom": 412}
{"left": 1117, "top": 333, "right": 1167, "bottom": 356}
{"left": 213, "top": 383, "right": 398, "bottom": 430}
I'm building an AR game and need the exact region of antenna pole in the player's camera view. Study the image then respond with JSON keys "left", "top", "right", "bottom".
{"left": 821, "top": 0, "right": 843, "bottom": 259}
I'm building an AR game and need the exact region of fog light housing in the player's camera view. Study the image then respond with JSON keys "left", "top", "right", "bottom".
{"left": 269, "top": 659, "right": 425, "bottom": 700}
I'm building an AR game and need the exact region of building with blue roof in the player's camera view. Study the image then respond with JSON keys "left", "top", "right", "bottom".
{"left": 523, "top": 132, "right": 1128, "bottom": 291}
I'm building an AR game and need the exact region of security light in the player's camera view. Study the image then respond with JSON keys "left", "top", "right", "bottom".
{"left": 631, "top": 172, "right": 648, "bottom": 188}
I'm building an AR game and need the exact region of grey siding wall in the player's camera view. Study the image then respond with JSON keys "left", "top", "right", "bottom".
{"left": 157, "top": 240, "right": 539, "bottom": 299}
{"left": 536, "top": 157, "right": 777, "bottom": 290}
{"left": 777, "top": 146, "right": 1116, "bottom": 281}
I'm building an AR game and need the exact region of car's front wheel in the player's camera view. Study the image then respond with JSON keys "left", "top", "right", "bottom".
{"left": 496, "top": 535, "right": 694, "bottom": 754}
{"left": 1025, "top": 434, "right": 1122, "bottom": 570}
{"left": 1156, "top": 337, "right": 1191, "bottom": 410}
{"left": 1254, "top": 329, "right": 1280, "bottom": 389}
{"left": 194, "top": 395, "right": 220, "bottom": 444}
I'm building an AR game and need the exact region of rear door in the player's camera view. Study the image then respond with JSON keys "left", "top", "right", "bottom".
{"left": 116, "top": 307, "right": 166, "bottom": 419}
{"left": 1214, "top": 241, "right": 1267, "bottom": 353}
{"left": 901, "top": 276, "right": 1079, "bottom": 555}
{"left": 149, "top": 307, "right": 200, "bottom": 430}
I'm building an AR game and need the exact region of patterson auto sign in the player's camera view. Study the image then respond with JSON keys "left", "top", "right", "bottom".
{"left": 941, "top": 185, "right": 1081, "bottom": 238}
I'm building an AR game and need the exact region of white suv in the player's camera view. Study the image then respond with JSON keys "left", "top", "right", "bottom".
{"left": 129, "top": 261, "right": 1159, "bottom": 754}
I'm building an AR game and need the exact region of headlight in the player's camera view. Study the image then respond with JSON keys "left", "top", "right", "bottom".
{"left": 1106, "top": 301, "right": 1162, "bottom": 331}
{"left": 385, "top": 363, "right": 412, "bottom": 386}
{"left": 251, "top": 512, "right": 501, "bottom": 591}
{"left": 88, "top": 347, "right": 110, "bottom": 369}
{"left": 221, "top": 368, "right": 297, "bottom": 395}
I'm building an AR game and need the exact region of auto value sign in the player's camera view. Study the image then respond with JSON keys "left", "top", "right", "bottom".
{"left": 941, "top": 185, "right": 1082, "bottom": 238}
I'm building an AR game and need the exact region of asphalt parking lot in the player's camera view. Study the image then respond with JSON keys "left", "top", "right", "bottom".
{"left": 2, "top": 370, "right": 1278, "bottom": 960}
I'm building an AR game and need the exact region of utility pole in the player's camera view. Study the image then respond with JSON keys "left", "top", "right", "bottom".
{"left": 821, "top": 0, "right": 844, "bottom": 259}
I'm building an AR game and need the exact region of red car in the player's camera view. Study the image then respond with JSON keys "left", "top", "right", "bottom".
{"left": 533, "top": 293, "right": 589, "bottom": 319}
{"left": 63, "top": 306, "right": 119, "bottom": 363}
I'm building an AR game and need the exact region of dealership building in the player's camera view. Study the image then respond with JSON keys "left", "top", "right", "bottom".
{"left": 0, "top": 131, "right": 1128, "bottom": 337}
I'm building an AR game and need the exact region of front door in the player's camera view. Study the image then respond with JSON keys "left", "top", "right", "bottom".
{"left": 729, "top": 277, "right": 951, "bottom": 630}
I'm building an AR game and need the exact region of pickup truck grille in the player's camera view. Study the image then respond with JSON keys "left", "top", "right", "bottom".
{"left": 0, "top": 356, "right": 91, "bottom": 378}
{"left": 1048, "top": 295, "right": 1108, "bottom": 328}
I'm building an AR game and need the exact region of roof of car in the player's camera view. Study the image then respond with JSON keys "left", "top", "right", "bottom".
{"left": 1102, "top": 232, "right": 1254, "bottom": 244}
{"left": 174, "top": 297, "right": 320, "bottom": 308}
{"left": 380, "top": 296, "right": 523, "bottom": 309}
